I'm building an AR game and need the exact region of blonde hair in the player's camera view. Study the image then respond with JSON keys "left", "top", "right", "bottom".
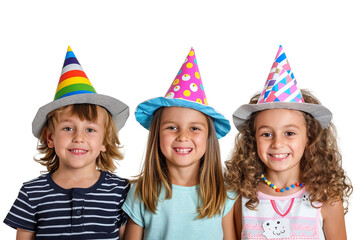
{"left": 35, "top": 104, "right": 123, "bottom": 172}
{"left": 134, "top": 107, "right": 227, "bottom": 219}
{"left": 224, "top": 90, "right": 353, "bottom": 213}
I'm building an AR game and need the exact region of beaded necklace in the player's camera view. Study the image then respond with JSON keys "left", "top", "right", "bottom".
{"left": 261, "top": 172, "right": 304, "bottom": 192}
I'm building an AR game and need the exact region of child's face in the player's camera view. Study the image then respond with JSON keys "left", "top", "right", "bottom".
{"left": 159, "top": 107, "right": 208, "bottom": 171}
{"left": 46, "top": 106, "right": 107, "bottom": 171}
{"left": 255, "top": 109, "right": 307, "bottom": 175}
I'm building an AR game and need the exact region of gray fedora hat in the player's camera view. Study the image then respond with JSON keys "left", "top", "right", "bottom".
{"left": 233, "top": 45, "right": 332, "bottom": 131}
{"left": 32, "top": 93, "right": 129, "bottom": 138}
{"left": 32, "top": 46, "right": 129, "bottom": 138}
{"left": 233, "top": 101, "right": 332, "bottom": 131}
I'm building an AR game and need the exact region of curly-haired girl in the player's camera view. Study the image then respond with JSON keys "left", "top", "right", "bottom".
{"left": 225, "top": 45, "right": 352, "bottom": 240}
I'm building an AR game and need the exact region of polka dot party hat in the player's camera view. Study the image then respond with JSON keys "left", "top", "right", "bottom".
{"left": 233, "top": 45, "right": 332, "bottom": 130}
{"left": 32, "top": 46, "right": 129, "bottom": 138}
{"left": 164, "top": 48, "right": 208, "bottom": 105}
{"left": 135, "top": 48, "right": 230, "bottom": 139}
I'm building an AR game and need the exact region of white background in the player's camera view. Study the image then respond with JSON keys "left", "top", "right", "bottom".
{"left": 1, "top": 0, "right": 358, "bottom": 238}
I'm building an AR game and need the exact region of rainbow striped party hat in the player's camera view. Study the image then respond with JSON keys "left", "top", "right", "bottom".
{"left": 32, "top": 46, "right": 129, "bottom": 138}
{"left": 54, "top": 46, "right": 96, "bottom": 100}
{"left": 233, "top": 45, "right": 332, "bottom": 130}
{"left": 135, "top": 48, "right": 230, "bottom": 139}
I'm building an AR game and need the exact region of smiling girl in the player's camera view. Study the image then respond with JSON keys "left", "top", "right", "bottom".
{"left": 122, "top": 48, "right": 236, "bottom": 240}
{"left": 225, "top": 46, "right": 352, "bottom": 240}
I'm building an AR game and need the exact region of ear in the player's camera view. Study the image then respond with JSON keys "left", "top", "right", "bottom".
{"left": 45, "top": 128, "right": 55, "bottom": 148}
{"left": 100, "top": 144, "right": 106, "bottom": 153}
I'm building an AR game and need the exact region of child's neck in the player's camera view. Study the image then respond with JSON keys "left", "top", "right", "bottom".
{"left": 168, "top": 164, "right": 200, "bottom": 187}
{"left": 259, "top": 169, "right": 303, "bottom": 196}
{"left": 51, "top": 167, "right": 101, "bottom": 189}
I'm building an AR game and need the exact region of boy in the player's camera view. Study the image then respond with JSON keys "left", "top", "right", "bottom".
{"left": 4, "top": 47, "right": 130, "bottom": 239}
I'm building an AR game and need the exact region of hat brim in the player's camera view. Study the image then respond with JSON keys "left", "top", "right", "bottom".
{"left": 135, "top": 97, "right": 230, "bottom": 139}
{"left": 32, "top": 93, "right": 129, "bottom": 138}
{"left": 233, "top": 102, "right": 332, "bottom": 131}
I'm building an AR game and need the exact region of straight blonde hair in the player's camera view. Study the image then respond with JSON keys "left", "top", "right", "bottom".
{"left": 134, "top": 107, "right": 227, "bottom": 219}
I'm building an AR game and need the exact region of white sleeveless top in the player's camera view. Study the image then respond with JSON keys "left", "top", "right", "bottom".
{"left": 241, "top": 188, "right": 325, "bottom": 240}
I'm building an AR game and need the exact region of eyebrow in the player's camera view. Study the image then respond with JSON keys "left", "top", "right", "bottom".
{"left": 57, "top": 119, "right": 74, "bottom": 124}
{"left": 257, "top": 124, "right": 302, "bottom": 130}
{"left": 161, "top": 120, "right": 207, "bottom": 127}
{"left": 58, "top": 118, "right": 100, "bottom": 126}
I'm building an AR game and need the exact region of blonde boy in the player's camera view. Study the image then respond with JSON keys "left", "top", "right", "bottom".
{"left": 4, "top": 47, "right": 130, "bottom": 240}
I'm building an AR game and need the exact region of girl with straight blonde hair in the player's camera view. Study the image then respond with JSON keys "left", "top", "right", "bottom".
{"left": 122, "top": 48, "right": 236, "bottom": 240}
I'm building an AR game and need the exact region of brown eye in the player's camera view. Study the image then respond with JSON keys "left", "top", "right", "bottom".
{"left": 261, "top": 133, "right": 272, "bottom": 137}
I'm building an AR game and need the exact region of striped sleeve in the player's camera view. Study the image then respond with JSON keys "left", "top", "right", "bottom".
{"left": 4, "top": 185, "right": 36, "bottom": 231}
{"left": 118, "top": 180, "right": 130, "bottom": 227}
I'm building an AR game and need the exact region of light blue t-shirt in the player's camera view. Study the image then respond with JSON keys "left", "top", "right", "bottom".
{"left": 122, "top": 183, "right": 236, "bottom": 240}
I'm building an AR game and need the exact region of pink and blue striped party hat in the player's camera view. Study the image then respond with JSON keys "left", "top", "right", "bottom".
{"left": 232, "top": 45, "right": 332, "bottom": 130}
{"left": 258, "top": 45, "right": 304, "bottom": 104}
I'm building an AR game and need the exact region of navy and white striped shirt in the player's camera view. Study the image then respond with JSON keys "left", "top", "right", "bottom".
{"left": 4, "top": 171, "right": 130, "bottom": 239}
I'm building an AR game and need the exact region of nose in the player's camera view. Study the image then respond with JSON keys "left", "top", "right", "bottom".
{"left": 271, "top": 135, "right": 285, "bottom": 149}
{"left": 72, "top": 130, "right": 85, "bottom": 143}
{"left": 175, "top": 130, "right": 189, "bottom": 142}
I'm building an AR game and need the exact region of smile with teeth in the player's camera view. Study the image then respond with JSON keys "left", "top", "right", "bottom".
{"left": 269, "top": 153, "right": 289, "bottom": 159}
{"left": 174, "top": 148, "right": 192, "bottom": 154}
{"left": 69, "top": 149, "right": 88, "bottom": 154}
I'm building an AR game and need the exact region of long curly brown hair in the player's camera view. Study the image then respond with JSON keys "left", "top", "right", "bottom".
{"left": 224, "top": 90, "right": 353, "bottom": 213}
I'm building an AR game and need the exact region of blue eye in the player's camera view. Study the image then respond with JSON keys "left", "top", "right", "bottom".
{"left": 63, "top": 127, "right": 73, "bottom": 131}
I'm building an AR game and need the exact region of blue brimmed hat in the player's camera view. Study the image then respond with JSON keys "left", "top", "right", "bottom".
{"left": 135, "top": 48, "right": 230, "bottom": 139}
